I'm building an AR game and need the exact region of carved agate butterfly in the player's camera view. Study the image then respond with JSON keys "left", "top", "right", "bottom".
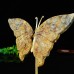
{"left": 8, "top": 13, "right": 74, "bottom": 68}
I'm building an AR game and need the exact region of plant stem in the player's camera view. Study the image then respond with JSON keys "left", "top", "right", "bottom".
{"left": 35, "top": 58, "right": 38, "bottom": 74}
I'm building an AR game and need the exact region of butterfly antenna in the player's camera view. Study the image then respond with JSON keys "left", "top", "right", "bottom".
{"left": 38, "top": 16, "right": 44, "bottom": 27}
{"left": 35, "top": 17, "right": 38, "bottom": 29}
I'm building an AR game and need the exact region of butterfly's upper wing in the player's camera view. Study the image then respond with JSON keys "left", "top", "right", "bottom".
{"left": 31, "top": 13, "right": 74, "bottom": 67}
{"left": 8, "top": 18, "right": 33, "bottom": 61}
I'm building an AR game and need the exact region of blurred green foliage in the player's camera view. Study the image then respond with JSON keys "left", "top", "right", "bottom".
{"left": 0, "top": 45, "right": 18, "bottom": 56}
{"left": 0, "top": 45, "right": 21, "bottom": 63}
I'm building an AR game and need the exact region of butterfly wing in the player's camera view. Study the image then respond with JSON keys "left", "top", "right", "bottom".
{"left": 31, "top": 13, "right": 74, "bottom": 67}
{"left": 8, "top": 18, "right": 33, "bottom": 61}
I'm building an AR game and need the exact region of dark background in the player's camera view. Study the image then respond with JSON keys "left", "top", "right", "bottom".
{"left": 0, "top": 0, "right": 74, "bottom": 74}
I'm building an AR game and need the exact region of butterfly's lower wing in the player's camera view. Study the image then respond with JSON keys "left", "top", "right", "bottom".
{"left": 8, "top": 18, "right": 33, "bottom": 61}
{"left": 31, "top": 13, "right": 74, "bottom": 67}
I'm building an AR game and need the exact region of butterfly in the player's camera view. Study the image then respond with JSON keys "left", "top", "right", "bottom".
{"left": 8, "top": 13, "right": 74, "bottom": 67}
